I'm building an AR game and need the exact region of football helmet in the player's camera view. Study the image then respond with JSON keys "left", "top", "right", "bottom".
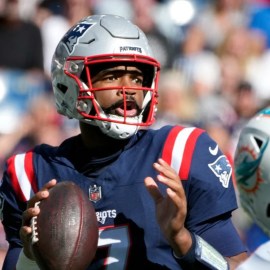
{"left": 234, "top": 107, "right": 270, "bottom": 237}
{"left": 51, "top": 14, "right": 160, "bottom": 139}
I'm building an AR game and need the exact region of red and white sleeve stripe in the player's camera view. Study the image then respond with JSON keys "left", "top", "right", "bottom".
{"left": 162, "top": 126, "right": 204, "bottom": 180}
{"left": 7, "top": 151, "right": 38, "bottom": 202}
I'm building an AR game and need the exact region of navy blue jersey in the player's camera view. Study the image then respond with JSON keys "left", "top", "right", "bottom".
{"left": 0, "top": 125, "right": 246, "bottom": 269}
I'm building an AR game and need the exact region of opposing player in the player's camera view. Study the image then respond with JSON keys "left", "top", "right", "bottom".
{"left": 0, "top": 15, "right": 247, "bottom": 269}
{"left": 234, "top": 107, "right": 270, "bottom": 269}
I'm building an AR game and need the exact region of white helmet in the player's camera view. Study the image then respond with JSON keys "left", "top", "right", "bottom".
{"left": 234, "top": 107, "right": 270, "bottom": 237}
{"left": 51, "top": 14, "right": 160, "bottom": 139}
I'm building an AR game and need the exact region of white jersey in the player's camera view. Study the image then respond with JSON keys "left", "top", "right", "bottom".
{"left": 236, "top": 240, "right": 270, "bottom": 270}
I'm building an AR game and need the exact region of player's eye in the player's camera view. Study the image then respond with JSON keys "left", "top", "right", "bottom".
{"left": 106, "top": 74, "right": 118, "bottom": 81}
{"left": 92, "top": 73, "right": 118, "bottom": 84}
{"left": 132, "top": 76, "right": 143, "bottom": 86}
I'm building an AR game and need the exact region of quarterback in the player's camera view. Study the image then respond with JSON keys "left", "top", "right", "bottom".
{"left": 0, "top": 15, "right": 247, "bottom": 269}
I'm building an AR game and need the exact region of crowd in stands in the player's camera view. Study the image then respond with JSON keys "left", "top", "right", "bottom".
{"left": 1, "top": 0, "right": 270, "bottom": 267}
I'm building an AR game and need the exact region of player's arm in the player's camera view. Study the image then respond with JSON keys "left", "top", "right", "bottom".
{"left": 16, "top": 179, "right": 57, "bottom": 269}
{"left": 170, "top": 228, "right": 247, "bottom": 270}
{"left": 144, "top": 158, "right": 247, "bottom": 270}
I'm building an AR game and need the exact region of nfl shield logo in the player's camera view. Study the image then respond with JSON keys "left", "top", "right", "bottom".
{"left": 89, "top": 185, "right": 102, "bottom": 203}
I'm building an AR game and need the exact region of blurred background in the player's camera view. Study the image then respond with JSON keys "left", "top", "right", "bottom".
{"left": 1, "top": 0, "right": 270, "bottom": 266}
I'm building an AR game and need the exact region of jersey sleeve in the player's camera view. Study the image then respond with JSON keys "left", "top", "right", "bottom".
{"left": 162, "top": 126, "right": 245, "bottom": 256}
{"left": 186, "top": 130, "right": 237, "bottom": 224}
{"left": 0, "top": 151, "right": 39, "bottom": 268}
{"left": 162, "top": 126, "right": 237, "bottom": 223}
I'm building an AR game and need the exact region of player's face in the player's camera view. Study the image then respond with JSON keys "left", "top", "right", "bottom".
{"left": 91, "top": 65, "right": 145, "bottom": 117}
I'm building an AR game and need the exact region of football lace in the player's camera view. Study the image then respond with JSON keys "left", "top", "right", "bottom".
{"left": 30, "top": 201, "right": 41, "bottom": 244}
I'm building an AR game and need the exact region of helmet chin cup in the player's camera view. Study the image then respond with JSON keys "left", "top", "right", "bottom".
{"left": 95, "top": 114, "right": 142, "bottom": 139}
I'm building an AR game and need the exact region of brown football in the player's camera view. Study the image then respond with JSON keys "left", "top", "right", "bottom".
{"left": 30, "top": 181, "right": 98, "bottom": 270}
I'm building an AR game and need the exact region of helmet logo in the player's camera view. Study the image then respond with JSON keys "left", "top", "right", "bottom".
{"left": 235, "top": 144, "right": 266, "bottom": 193}
{"left": 62, "top": 22, "right": 94, "bottom": 54}
{"left": 208, "top": 155, "right": 232, "bottom": 188}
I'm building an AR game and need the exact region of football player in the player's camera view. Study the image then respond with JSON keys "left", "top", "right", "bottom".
{"left": 234, "top": 107, "right": 270, "bottom": 269}
{"left": 0, "top": 14, "right": 247, "bottom": 269}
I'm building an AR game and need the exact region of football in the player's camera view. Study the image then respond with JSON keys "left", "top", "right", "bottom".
{"left": 30, "top": 181, "right": 98, "bottom": 270}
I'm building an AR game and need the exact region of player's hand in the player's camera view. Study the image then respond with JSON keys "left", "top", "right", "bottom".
{"left": 19, "top": 179, "right": 57, "bottom": 260}
{"left": 144, "top": 158, "right": 192, "bottom": 256}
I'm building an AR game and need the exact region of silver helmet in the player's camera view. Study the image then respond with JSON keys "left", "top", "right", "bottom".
{"left": 51, "top": 14, "right": 160, "bottom": 139}
{"left": 234, "top": 107, "right": 270, "bottom": 237}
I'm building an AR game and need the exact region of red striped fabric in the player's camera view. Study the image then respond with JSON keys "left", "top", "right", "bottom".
{"left": 7, "top": 151, "right": 38, "bottom": 202}
{"left": 162, "top": 126, "right": 204, "bottom": 180}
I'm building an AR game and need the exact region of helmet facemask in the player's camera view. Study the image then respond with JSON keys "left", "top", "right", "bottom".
{"left": 63, "top": 54, "right": 160, "bottom": 139}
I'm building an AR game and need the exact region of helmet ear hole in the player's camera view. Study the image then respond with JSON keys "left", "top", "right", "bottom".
{"left": 254, "top": 137, "right": 263, "bottom": 149}
{"left": 57, "top": 83, "right": 68, "bottom": 94}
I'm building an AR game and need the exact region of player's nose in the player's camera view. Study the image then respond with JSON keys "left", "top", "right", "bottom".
{"left": 117, "top": 76, "right": 137, "bottom": 95}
